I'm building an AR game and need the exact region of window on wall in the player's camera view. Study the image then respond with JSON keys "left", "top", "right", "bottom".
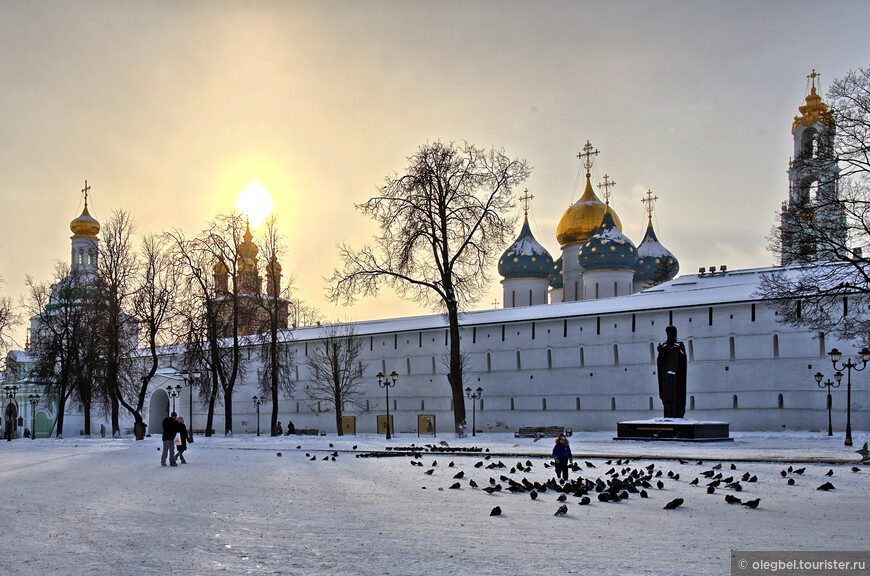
{"left": 529, "top": 289, "right": 533, "bottom": 306}
{"left": 778, "top": 394, "right": 784, "bottom": 409}
{"left": 542, "top": 398, "right": 547, "bottom": 411}
{"left": 486, "top": 353, "right": 492, "bottom": 373}
{"left": 819, "top": 332, "right": 826, "bottom": 358}
{"left": 729, "top": 337, "right": 736, "bottom": 361}
{"left": 406, "top": 358, "right": 411, "bottom": 374}
{"left": 632, "top": 314, "right": 636, "bottom": 332}
{"left": 563, "top": 319, "right": 568, "bottom": 337}
{"left": 473, "top": 327, "right": 476, "bottom": 344}
{"left": 690, "top": 395, "right": 695, "bottom": 410}
{"left": 510, "top": 398, "right": 515, "bottom": 411}
{"left": 649, "top": 342, "right": 656, "bottom": 363}
{"left": 751, "top": 303, "right": 756, "bottom": 322}
{"left": 579, "top": 347, "right": 585, "bottom": 367}
{"left": 531, "top": 322, "right": 535, "bottom": 340}
{"left": 611, "top": 397, "right": 616, "bottom": 411}
{"left": 649, "top": 397, "right": 654, "bottom": 411}
{"left": 688, "top": 340, "right": 694, "bottom": 362}
{"left": 576, "top": 397, "right": 581, "bottom": 410}
{"left": 709, "top": 307, "right": 713, "bottom": 326}
{"left": 516, "top": 350, "right": 522, "bottom": 370}
{"left": 613, "top": 344, "right": 619, "bottom": 366}
{"left": 733, "top": 394, "right": 739, "bottom": 409}
{"left": 773, "top": 334, "right": 779, "bottom": 359}
{"left": 547, "top": 349, "right": 553, "bottom": 369}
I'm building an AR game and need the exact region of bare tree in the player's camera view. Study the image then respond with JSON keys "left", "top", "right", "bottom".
{"left": 329, "top": 141, "right": 529, "bottom": 432}
{"left": 305, "top": 323, "right": 367, "bottom": 435}
{"left": 762, "top": 65, "right": 870, "bottom": 340}
{"left": 0, "top": 278, "right": 20, "bottom": 355}
{"left": 253, "top": 215, "right": 295, "bottom": 435}
{"left": 25, "top": 264, "right": 98, "bottom": 438}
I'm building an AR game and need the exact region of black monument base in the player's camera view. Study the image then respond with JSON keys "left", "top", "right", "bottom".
{"left": 615, "top": 418, "right": 732, "bottom": 442}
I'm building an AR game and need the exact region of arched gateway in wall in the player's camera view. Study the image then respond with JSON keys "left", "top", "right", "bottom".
{"left": 148, "top": 389, "right": 170, "bottom": 436}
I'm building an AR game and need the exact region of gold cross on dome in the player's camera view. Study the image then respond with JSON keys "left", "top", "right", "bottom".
{"left": 81, "top": 179, "right": 91, "bottom": 208}
{"left": 808, "top": 69, "right": 820, "bottom": 90}
{"left": 598, "top": 175, "right": 616, "bottom": 205}
{"left": 518, "top": 189, "right": 534, "bottom": 215}
{"left": 641, "top": 189, "right": 659, "bottom": 221}
{"left": 577, "top": 140, "right": 599, "bottom": 174}
{"left": 492, "top": 299, "right": 500, "bottom": 308}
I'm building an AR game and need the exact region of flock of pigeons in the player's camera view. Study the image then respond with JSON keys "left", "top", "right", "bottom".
{"left": 284, "top": 440, "right": 869, "bottom": 518}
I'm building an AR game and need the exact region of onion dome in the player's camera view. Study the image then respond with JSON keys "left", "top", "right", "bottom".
{"left": 556, "top": 173, "right": 622, "bottom": 248}
{"left": 549, "top": 255, "right": 563, "bottom": 289}
{"left": 237, "top": 220, "right": 258, "bottom": 271}
{"left": 266, "top": 254, "right": 282, "bottom": 275}
{"left": 578, "top": 211, "right": 637, "bottom": 272}
{"left": 793, "top": 74, "right": 832, "bottom": 132}
{"left": 498, "top": 215, "right": 554, "bottom": 279}
{"left": 634, "top": 217, "right": 679, "bottom": 284}
{"left": 214, "top": 260, "right": 229, "bottom": 275}
{"left": 70, "top": 201, "right": 100, "bottom": 238}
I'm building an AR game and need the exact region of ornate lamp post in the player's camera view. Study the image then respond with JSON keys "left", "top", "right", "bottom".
{"left": 27, "top": 394, "right": 40, "bottom": 440}
{"left": 377, "top": 371, "right": 398, "bottom": 439}
{"left": 827, "top": 346, "right": 870, "bottom": 446}
{"left": 4, "top": 385, "right": 18, "bottom": 441}
{"left": 166, "top": 384, "right": 182, "bottom": 414}
{"left": 180, "top": 371, "right": 201, "bottom": 442}
{"left": 252, "top": 395, "right": 263, "bottom": 436}
{"left": 464, "top": 387, "right": 483, "bottom": 437}
{"left": 814, "top": 372, "right": 840, "bottom": 437}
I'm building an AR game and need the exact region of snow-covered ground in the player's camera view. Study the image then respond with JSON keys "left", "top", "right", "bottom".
{"left": 1, "top": 431, "right": 867, "bottom": 576}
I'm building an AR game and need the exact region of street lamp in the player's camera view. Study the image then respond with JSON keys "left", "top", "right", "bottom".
{"left": 814, "top": 372, "right": 840, "bottom": 437}
{"left": 252, "top": 395, "right": 263, "bottom": 436}
{"left": 166, "top": 385, "right": 182, "bottom": 414}
{"left": 4, "top": 385, "right": 18, "bottom": 441}
{"left": 377, "top": 371, "right": 398, "bottom": 439}
{"left": 827, "top": 346, "right": 870, "bottom": 446}
{"left": 464, "top": 387, "right": 483, "bottom": 437}
{"left": 180, "top": 370, "right": 201, "bottom": 442}
{"left": 27, "top": 394, "right": 40, "bottom": 440}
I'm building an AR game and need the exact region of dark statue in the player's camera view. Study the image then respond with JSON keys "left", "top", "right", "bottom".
{"left": 657, "top": 325, "right": 687, "bottom": 418}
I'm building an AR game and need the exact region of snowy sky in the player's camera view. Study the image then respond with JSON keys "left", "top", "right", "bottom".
{"left": 3, "top": 0, "right": 870, "bottom": 347}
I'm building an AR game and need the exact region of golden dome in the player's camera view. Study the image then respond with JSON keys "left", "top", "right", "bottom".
{"left": 556, "top": 173, "right": 622, "bottom": 247}
{"left": 266, "top": 255, "right": 282, "bottom": 274}
{"left": 793, "top": 84, "right": 832, "bottom": 132}
{"left": 214, "top": 260, "right": 229, "bottom": 275}
{"left": 238, "top": 221, "right": 259, "bottom": 261}
{"left": 70, "top": 202, "right": 100, "bottom": 238}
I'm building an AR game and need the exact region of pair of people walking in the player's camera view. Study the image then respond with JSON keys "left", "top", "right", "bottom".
{"left": 161, "top": 412, "right": 190, "bottom": 467}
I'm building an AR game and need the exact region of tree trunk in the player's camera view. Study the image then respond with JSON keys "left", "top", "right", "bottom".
{"left": 205, "top": 367, "right": 218, "bottom": 437}
{"left": 133, "top": 414, "right": 146, "bottom": 440}
{"left": 82, "top": 399, "right": 91, "bottom": 436}
{"left": 224, "top": 389, "right": 233, "bottom": 435}
{"left": 55, "top": 398, "right": 67, "bottom": 438}
{"left": 335, "top": 402, "right": 343, "bottom": 436}
{"left": 447, "top": 303, "right": 466, "bottom": 433}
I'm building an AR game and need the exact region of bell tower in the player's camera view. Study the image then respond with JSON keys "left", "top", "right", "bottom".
{"left": 781, "top": 70, "right": 845, "bottom": 264}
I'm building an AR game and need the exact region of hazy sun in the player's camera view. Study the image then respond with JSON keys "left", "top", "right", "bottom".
{"left": 235, "top": 182, "right": 274, "bottom": 228}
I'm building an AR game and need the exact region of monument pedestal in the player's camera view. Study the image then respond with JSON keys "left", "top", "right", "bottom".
{"left": 615, "top": 418, "right": 732, "bottom": 442}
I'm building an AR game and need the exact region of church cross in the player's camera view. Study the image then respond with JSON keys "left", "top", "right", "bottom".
{"left": 598, "top": 174, "right": 616, "bottom": 205}
{"left": 82, "top": 179, "right": 91, "bottom": 209}
{"left": 492, "top": 299, "right": 500, "bottom": 308}
{"left": 577, "top": 140, "right": 599, "bottom": 174}
{"left": 808, "top": 69, "right": 820, "bottom": 90}
{"left": 641, "top": 189, "right": 659, "bottom": 221}
{"left": 518, "top": 189, "right": 534, "bottom": 215}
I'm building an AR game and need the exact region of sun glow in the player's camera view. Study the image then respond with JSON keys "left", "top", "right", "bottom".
{"left": 235, "top": 182, "right": 274, "bottom": 228}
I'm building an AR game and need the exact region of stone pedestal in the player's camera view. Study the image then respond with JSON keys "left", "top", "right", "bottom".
{"left": 615, "top": 418, "right": 732, "bottom": 442}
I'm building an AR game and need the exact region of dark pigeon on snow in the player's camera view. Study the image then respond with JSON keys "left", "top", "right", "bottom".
{"left": 663, "top": 498, "right": 684, "bottom": 510}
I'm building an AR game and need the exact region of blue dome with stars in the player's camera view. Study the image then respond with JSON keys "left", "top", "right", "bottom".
{"left": 634, "top": 219, "right": 679, "bottom": 283}
{"left": 549, "top": 255, "right": 563, "bottom": 289}
{"left": 578, "top": 211, "right": 638, "bottom": 272}
{"left": 498, "top": 216, "right": 554, "bottom": 280}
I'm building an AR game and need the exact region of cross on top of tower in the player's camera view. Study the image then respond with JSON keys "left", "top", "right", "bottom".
{"left": 641, "top": 189, "right": 659, "bottom": 222}
{"left": 598, "top": 175, "right": 616, "bottom": 205}
{"left": 808, "top": 69, "right": 820, "bottom": 90}
{"left": 518, "top": 189, "right": 534, "bottom": 215}
{"left": 577, "top": 140, "right": 599, "bottom": 175}
{"left": 82, "top": 179, "right": 91, "bottom": 209}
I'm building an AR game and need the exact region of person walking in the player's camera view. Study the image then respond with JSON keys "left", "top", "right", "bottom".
{"left": 552, "top": 433, "right": 573, "bottom": 482}
{"left": 175, "top": 417, "right": 189, "bottom": 464}
{"left": 161, "top": 412, "right": 179, "bottom": 467}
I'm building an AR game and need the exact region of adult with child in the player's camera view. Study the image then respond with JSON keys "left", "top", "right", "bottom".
{"left": 175, "top": 417, "right": 189, "bottom": 464}
{"left": 161, "top": 412, "right": 179, "bottom": 467}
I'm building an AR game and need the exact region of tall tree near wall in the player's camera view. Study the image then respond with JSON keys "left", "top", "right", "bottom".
{"left": 329, "top": 141, "right": 529, "bottom": 433}
{"left": 305, "top": 323, "right": 367, "bottom": 436}
{"left": 763, "top": 64, "right": 870, "bottom": 340}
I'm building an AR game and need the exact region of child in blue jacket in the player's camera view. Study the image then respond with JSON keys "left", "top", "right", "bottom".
{"left": 552, "top": 433, "right": 572, "bottom": 482}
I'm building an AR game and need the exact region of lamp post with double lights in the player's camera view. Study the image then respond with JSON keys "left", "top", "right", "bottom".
{"left": 166, "top": 385, "right": 182, "bottom": 414}
{"left": 180, "top": 371, "right": 201, "bottom": 442}
{"left": 252, "top": 395, "right": 263, "bottom": 436}
{"left": 464, "top": 387, "right": 483, "bottom": 437}
{"left": 827, "top": 346, "right": 870, "bottom": 446}
{"left": 814, "top": 372, "right": 840, "bottom": 437}
{"left": 377, "top": 371, "right": 398, "bottom": 439}
{"left": 27, "top": 394, "right": 40, "bottom": 440}
{"left": 4, "top": 385, "right": 18, "bottom": 441}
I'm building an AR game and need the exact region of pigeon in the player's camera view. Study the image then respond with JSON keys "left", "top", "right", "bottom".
{"left": 432, "top": 461, "right": 437, "bottom": 467}
{"left": 449, "top": 462, "right": 455, "bottom": 468}
{"left": 424, "top": 469, "right": 434, "bottom": 475}
{"left": 579, "top": 496, "right": 591, "bottom": 505}
{"left": 585, "top": 461, "right": 596, "bottom": 468}
{"left": 817, "top": 482, "right": 835, "bottom": 491}
{"left": 557, "top": 494, "right": 567, "bottom": 502}
{"left": 852, "top": 467, "right": 862, "bottom": 473}
{"left": 483, "top": 486, "right": 497, "bottom": 494}
{"left": 741, "top": 472, "right": 751, "bottom": 481}
{"left": 554, "top": 504, "right": 568, "bottom": 516}
{"left": 453, "top": 471, "right": 464, "bottom": 479}
{"left": 449, "top": 482, "right": 461, "bottom": 489}
{"left": 825, "top": 469, "right": 834, "bottom": 476}
{"left": 309, "top": 456, "right": 316, "bottom": 461}
{"left": 352, "top": 445, "right": 357, "bottom": 450}
{"left": 748, "top": 475, "right": 758, "bottom": 483}
{"left": 712, "top": 463, "right": 722, "bottom": 470}
{"left": 730, "top": 463, "right": 737, "bottom": 470}
{"left": 742, "top": 498, "right": 760, "bottom": 509}
{"left": 690, "top": 478, "right": 699, "bottom": 486}
{"left": 474, "top": 461, "right": 483, "bottom": 468}
{"left": 329, "top": 443, "right": 333, "bottom": 448}
{"left": 857, "top": 442, "right": 870, "bottom": 461}
{"left": 707, "top": 486, "right": 716, "bottom": 494}
{"left": 469, "top": 479, "right": 479, "bottom": 488}
{"left": 678, "top": 459, "right": 688, "bottom": 464}
{"left": 793, "top": 467, "right": 805, "bottom": 475}
{"left": 439, "top": 440, "right": 449, "bottom": 447}
{"left": 656, "top": 480, "right": 664, "bottom": 490}
{"left": 640, "top": 490, "right": 649, "bottom": 498}
{"left": 276, "top": 452, "right": 282, "bottom": 457}
{"left": 787, "top": 478, "right": 795, "bottom": 486}
{"left": 780, "top": 470, "right": 788, "bottom": 477}
{"left": 530, "top": 491, "right": 538, "bottom": 500}
{"left": 788, "top": 465, "right": 793, "bottom": 473}
{"left": 725, "top": 494, "right": 742, "bottom": 504}
{"left": 489, "top": 506, "right": 502, "bottom": 516}
{"left": 663, "top": 498, "right": 684, "bottom": 510}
